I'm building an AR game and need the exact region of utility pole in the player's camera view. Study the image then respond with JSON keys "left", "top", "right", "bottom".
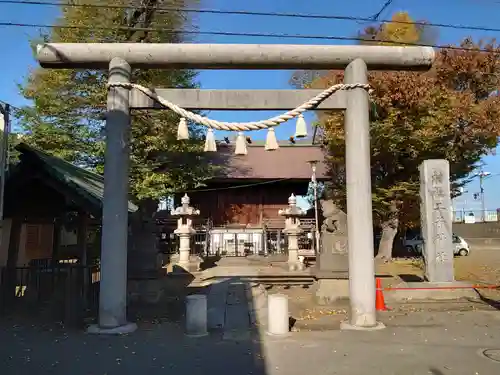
{"left": 476, "top": 170, "right": 491, "bottom": 222}
{"left": 125, "top": 0, "right": 159, "bottom": 42}
{"left": 0, "top": 103, "right": 10, "bottom": 243}
{"left": 308, "top": 160, "right": 321, "bottom": 256}
{"left": 480, "top": 173, "right": 485, "bottom": 222}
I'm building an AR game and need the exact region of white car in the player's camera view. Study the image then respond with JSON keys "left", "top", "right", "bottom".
{"left": 403, "top": 233, "right": 470, "bottom": 256}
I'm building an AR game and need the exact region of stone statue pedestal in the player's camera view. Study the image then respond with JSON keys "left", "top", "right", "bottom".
{"left": 315, "top": 247, "right": 349, "bottom": 305}
{"left": 315, "top": 252, "right": 349, "bottom": 276}
{"left": 314, "top": 250, "right": 350, "bottom": 304}
{"left": 315, "top": 279, "right": 350, "bottom": 305}
{"left": 314, "top": 200, "right": 350, "bottom": 305}
{"left": 315, "top": 231, "right": 349, "bottom": 276}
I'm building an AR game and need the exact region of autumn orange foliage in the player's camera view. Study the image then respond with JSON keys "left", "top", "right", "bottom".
{"left": 301, "top": 12, "right": 500, "bottom": 259}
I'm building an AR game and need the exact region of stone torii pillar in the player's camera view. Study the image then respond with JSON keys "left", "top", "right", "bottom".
{"left": 279, "top": 194, "right": 306, "bottom": 271}
{"left": 87, "top": 57, "right": 137, "bottom": 334}
{"left": 36, "top": 43, "right": 434, "bottom": 332}
{"left": 170, "top": 194, "right": 200, "bottom": 272}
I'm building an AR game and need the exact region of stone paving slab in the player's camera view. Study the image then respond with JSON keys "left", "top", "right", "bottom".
{"left": 201, "top": 265, "right": 313, "bottom": 280}
{"left": 206, "top": 277, "right": 261, "bottom": 339}
{"left": 206, "top": 278, "right": 229, "bottom": 330}
{"left": 223, "top": 282, "right": 252, "bottom": 341}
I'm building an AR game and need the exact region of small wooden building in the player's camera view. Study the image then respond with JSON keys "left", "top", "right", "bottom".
{"left": 189, "top": 141, "right": 328, "bottom": 226}
{"left": 161, "top": 140, "right": 329, "bottom": 257}
{"left": 0, "top": 143, "right": 137, "bottom": 269}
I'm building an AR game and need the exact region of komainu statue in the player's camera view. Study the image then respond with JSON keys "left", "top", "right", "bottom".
{"left": 319, "top": 199, "right": 348, "bottom": 254}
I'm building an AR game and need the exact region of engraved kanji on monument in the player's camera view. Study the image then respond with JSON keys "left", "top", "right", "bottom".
{"left": 419, "top": 160, "right": 454, "bottom": 283}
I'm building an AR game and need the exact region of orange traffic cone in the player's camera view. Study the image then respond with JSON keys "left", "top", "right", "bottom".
{"left": 375, "top": 278, "right": 387, "bottom": 311}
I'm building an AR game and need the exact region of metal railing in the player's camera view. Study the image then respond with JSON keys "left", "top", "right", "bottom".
{"left": 158, "top": 231, "right": 209, "bottom": 256}
{"left": 264, "top": 229, "right": 315, "bottom": 256}
{"left": 158, "top": 223, "right": 316, "bottom": 257}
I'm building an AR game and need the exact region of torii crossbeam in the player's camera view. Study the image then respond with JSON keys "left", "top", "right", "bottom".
{"left": 36, "top": 43, "right": 435, "bottom": 334}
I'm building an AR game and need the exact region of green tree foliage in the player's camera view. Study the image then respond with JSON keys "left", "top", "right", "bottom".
{"left": 296, "top": 12, "right": 500, "bottom": 260}
{"left": 16, "top": 0, "right": 211, "bottom": 206}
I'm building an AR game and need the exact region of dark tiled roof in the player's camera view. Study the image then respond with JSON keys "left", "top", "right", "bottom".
{"left": 16, "top": 143, "right": 138, "bottom": 213}
{"left": 210, "top": 141, "right": 329, "bottom": 180}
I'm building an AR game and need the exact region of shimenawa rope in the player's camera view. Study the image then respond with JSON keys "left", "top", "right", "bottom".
{"left": 106, "top": 81, "right": 371, "bottom": 153}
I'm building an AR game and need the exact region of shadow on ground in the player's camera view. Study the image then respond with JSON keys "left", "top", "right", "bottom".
{"left": 199, "top": 255, "right": 221, "bottom": 271}
{"left": 474, "top": 289, "right": 500, "bottom": 310}
{"left": 399, "top": 274, "right": 424, "bottom": 282}
{"left": 0, "top": 272, "right": 269, "bottom": 375}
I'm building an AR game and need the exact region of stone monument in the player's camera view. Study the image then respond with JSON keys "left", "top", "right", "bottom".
{"left": 314, "top": 199, "right": 350, "bottom": 304}
{"left": 419, "top": 159, "right": 454, "bottom": 282}
{"left": 170, "top": 194, "right": 202, "bottom": 272}
{"left": 278, "top": 193, "right": 306, "bottom": 271}
{"left": 127, "top": 202, "right": 165, "bottom": 304}
{"left": 127, "top": 203, "right": 163, "bottom": 280}
{"left": 387, "top": 160, "right": 476, "bottom": 301}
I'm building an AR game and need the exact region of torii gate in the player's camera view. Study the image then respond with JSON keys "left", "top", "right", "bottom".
{"left": 36, "top": 43, "right": 434, "bottom": 333}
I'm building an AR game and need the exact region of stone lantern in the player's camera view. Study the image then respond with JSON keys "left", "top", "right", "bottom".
{"left": 279, "top": 193, "right": 306, "bottom": 271}
{"left": 171, "top": 194, "right": 201, "bottom": 272}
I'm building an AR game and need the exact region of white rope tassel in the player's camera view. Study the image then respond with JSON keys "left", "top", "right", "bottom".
{"left": 204, "top": 128, "right": 217, "bottom": 152}
{"left": 234, "top": 132, "right": 247, "bottom": 155}
{"left": 295, "top": 114, "right": 308, "bottom": 138}
{"left": 265, "top": 128, "right": 279, "bottom": 151}
{"left": 177, "top": 117, "right": 189, "bottom": 140}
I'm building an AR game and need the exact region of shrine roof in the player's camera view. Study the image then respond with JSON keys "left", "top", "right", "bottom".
{"left": 13, "top": 143, "right": 138, "bottom": 213}
{"left": 210, "top": 141, "right": 329, "bottom": 181}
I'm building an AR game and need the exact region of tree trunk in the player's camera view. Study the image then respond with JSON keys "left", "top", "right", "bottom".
{"left": 375, "top": 202, "right": 399, "bottom": 262}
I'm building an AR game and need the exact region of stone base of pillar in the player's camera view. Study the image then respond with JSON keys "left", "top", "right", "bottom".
{"left": 315, "top": 253, "right": 349, "bottom": 274}
{"left": 170, "top": 254, "right": 203, "bottom": 273}
{"left": 287, "top": 248, "right": 304, "bottom": 271}
{"left": 314, "top": 279, "right": 350, "bottom": 305}
{"left": 340, "top": 320, "right": 386, "bottom": 331}
{"left": 287, "top": 261, "right": 305, "bottom": 271}
{"left": 87, "top": 322, "right": 138, "bottom": 335}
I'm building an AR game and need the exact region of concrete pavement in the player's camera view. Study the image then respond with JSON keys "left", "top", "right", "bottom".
{"left": 1, "top": 277, "right": 499, "bottom": 375}
{"left": 1, "top": 309, "right": 499, "bottom": 375}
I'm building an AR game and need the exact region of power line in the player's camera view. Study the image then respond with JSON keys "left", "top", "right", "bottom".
{"left": 1, "top": 21, "right": 499, "bottom": 53}
{"left": 2, "top": 0, "right": 500, "bottom": 34}
{"left": 182, "top": 178, "right": 292, "bottom": 193}
{"left": 0, "top": 100, "right": 21, "bottom": 112}
{"left": 370, "top": 0, "right": 394, "bottom": 21}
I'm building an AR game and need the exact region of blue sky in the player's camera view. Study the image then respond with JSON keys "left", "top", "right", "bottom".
{"left": 1, "top": 0, "right": 499, "bottom": 210}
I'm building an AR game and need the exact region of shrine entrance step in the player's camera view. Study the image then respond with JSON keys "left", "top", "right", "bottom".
{"left": 204, "top": 275, "right": 315, "bottom": 287}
